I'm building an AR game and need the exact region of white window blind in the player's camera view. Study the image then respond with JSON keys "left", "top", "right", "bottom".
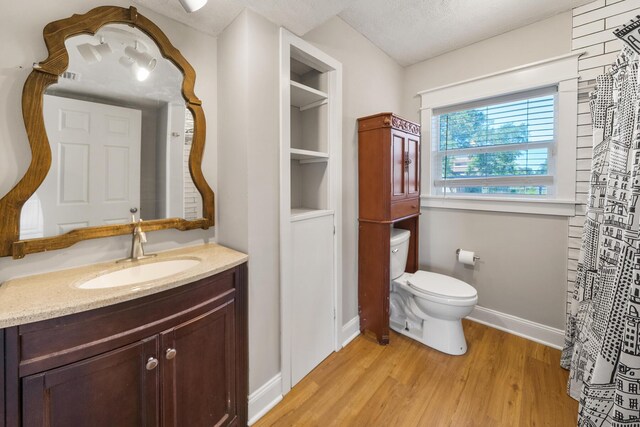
{"left": 432, "top": 87, "right": 557, "bottom": 197}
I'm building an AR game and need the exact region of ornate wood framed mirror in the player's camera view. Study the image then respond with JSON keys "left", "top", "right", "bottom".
{"left": 0, "top": 6, "right": 214, "bottom": 259}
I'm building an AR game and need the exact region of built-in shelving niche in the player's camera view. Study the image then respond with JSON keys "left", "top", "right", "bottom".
{"left": 289, "top": 55, "right": 331, "bottom": 215}
{"left": 279, "top": 29, "right": 343, "bottom": 393}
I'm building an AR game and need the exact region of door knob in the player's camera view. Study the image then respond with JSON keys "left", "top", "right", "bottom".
{"left": 165, "top": 348, "right": 177, "bottom": 360}
{"left": 146, "top": 357, "right": 159, "bottom": 370}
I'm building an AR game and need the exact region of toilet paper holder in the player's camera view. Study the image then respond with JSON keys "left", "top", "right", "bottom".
{"left": 456, "top": 248, "right": 480, "bottom": 261}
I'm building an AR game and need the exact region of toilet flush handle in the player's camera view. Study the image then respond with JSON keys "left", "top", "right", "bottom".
{"left": 392, "top": 248, "right": 399, "bottom": 253}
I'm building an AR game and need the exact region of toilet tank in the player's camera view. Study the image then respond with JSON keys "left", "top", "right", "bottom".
{"left": 390, "top": 228, "right": 411, "bottom": 280}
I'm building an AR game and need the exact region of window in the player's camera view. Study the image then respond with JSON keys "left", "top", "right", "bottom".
{"left": 418, "top": 53, "right": 580, "bottom": 216}
{"left": 631, "top": 383, "right": 638, "bottom": 394}
{"left": 432, "top": 88, "right": 556, "bottom": 197}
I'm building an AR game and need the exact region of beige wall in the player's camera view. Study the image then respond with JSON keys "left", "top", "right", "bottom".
{"left": 303, "top": 16, "right": 405, "bottom": 323}
{"left": 0, "top": 0, "right": 217, "bottom": 283}
{"left": 402, "top": 12, "right": 574, "bottom": 329}
{"left": 217, "top": 9, "right": 281, "bottom": 393}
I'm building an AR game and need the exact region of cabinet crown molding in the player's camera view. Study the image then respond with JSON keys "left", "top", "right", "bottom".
{"left": 357, "top": 113, "right": 420, "bottom": 136}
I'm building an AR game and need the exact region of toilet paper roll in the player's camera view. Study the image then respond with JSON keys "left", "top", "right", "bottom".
{"left": 457, "top": 250, "right": 476, "bottom": 266}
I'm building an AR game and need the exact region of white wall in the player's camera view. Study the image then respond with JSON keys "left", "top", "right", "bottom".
{"left": 303, "top": 16, "right": 405, "bottom": 324}
{"left": 217, "top": 9, "right": 281, "bottom": 394}
{"left": 0, "top": 1, "right": 217, "bottom": 280}
{"left": 402, "top": 12, "right": 574, "bottom": 330}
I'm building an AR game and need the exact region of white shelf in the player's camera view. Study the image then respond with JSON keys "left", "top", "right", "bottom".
{"left": 290, "top": 208, "right": 334, "bottom": 222}
{"left": 290, "top": 80, "right": 327, "bottom": 110}
{"left": 290, "top": 148, "right": 329, "bottom": 163}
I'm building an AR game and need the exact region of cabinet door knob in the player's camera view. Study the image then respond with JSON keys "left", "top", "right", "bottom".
{"left": 146, "top": 357, "right": 159, "bottom": 370}
{"left": 165, "top": 348, "right": 177, "bottom": 360}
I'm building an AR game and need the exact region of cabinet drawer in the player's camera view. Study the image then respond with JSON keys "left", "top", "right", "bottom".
{"left": 390, "top": 198, "right": 419, "bottom": 220}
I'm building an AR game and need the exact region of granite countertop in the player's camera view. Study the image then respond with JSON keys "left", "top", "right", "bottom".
{"left": 0, "top": 243, "right": 248, "bottom": 328}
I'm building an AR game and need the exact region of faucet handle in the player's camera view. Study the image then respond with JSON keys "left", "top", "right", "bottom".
{"left": 130, "top": 207, "right": 138, "bottom": 223}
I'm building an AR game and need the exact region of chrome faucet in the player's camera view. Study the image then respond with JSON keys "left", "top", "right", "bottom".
{"left": 131, "top": 219, "right": 149, "bottom": 260}
{"left": 119, "top": 213, "right": 156, "bottom": 262}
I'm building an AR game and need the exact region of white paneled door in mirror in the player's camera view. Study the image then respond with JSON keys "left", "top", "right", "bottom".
{"left": 37, "top": 95, "right": 141, "bottom": 238}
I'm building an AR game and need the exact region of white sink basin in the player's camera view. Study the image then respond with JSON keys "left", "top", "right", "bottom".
{"left": 76, "top": 259, "right": 201, "bottom": 290}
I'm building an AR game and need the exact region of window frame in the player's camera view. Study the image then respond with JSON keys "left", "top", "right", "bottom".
{"left": 418, "top": 52, "right": 581, "bottom": 216}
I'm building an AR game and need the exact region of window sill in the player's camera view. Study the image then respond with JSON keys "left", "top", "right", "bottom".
{"left": 420, "top": 195, "right": 577, "bottom": 216}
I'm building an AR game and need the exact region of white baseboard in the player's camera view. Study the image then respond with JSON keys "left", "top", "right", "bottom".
{"left": 341, "top": 315, "right": 361, "bottom": 347}
{"left": 248, "top": 373, "right": 283, "bottom": 426}
{"left": 466, "top": 305, "right": 565, "bottom": 350}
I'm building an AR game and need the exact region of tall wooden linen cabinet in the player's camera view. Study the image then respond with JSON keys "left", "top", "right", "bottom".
{"left": 358, "top": 113, "right": 421, "bottom": 345}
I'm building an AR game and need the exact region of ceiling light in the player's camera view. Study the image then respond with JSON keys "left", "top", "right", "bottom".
{"left": 123, "top": 45, "right": 157, "bottom": 81}
{"left": 76, "top": 41, "right": 112, "bottom": 64}
{"left": 178, "top": 0, "right": 207, "bottom": 13}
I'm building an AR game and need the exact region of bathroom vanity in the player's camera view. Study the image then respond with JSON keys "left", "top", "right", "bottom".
{"left": 0, "top": 244, "right": 248, "bottom": 427}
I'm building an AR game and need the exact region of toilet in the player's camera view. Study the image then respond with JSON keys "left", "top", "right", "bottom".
{"left": 389, "top": 228, "right": 478, "bottom": 355}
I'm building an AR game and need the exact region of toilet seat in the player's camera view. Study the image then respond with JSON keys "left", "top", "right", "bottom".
{"left": 407, "top": 270, "right": 477, "bottom": 305}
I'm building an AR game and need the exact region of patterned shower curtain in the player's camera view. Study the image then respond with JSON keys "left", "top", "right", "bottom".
{"left": 561, "top": 30, "right": 640, "bottom": 425}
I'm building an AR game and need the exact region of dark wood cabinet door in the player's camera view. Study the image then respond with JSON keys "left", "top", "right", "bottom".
{"left": 161, "top": 300, "right": 236, "bottom": 427}
{"left": 22, "top": 337, "right": 159, "bottom": 427}
{"left": 391, "top": 131, "right": 407, "bottom": 201}
{"left": 407, "top": 135, "right": 420, "bottom": 198}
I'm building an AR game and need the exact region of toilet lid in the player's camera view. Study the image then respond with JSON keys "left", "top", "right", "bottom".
{"left": 408, "top": 271, "right": 477, "bottom": 299}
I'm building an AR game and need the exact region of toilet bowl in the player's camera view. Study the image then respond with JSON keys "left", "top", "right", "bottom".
{"left": 388, "top": 228, "right": 477, "bottom": 355}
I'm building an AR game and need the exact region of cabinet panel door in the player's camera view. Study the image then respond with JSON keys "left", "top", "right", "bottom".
{"left": 291, "top": 214, "right": 335, "bottom": 385}
{"left": 407, "top": 135, "right": 420, "bottom": 197}
{"left": 391, "top": 131, "right": 406, "bottom": 201}
{"left": 22, "top": 337, "right": 159, "bottom": 427}
{"left": 161, "top": 301, "right": 236, "bottom": 427}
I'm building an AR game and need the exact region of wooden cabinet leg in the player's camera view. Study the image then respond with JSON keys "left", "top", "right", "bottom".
{"left": 358, "top": 221, "right": 391, "bottom": 345}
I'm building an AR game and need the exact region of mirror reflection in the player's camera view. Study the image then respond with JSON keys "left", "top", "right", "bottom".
{"left": 20, "top": 24, "right": 202, "bottom": 240}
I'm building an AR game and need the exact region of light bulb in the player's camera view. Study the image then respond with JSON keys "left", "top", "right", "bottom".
{"left": 135, "top": 66, "right": 150, "bottom": 81}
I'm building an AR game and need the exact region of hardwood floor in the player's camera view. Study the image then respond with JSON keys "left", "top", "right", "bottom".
{"left": 255, "top": 320, "right": 578, "bottom": 427}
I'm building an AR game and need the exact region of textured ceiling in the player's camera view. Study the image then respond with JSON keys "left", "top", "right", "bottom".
{"left": 338, "top": 0, "right": 593, "bottom": 66}
{"left": 134, "top": 0, "right": 245, "bottom": 35}
{"left": 133, "top": 0, "right": 346, "bottom": 36}
{"left": 134, "top": 0, "right": 594, "bottom": 66}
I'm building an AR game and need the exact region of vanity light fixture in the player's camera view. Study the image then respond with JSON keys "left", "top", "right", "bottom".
{"left": 76, "top": 38, "right": 112, "bottom": 64}
{"left": 122, "top": 44, "right": 157, "bottom": 81}
{"left": 178, "top": 0, "right": 208, "bottom": 13}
